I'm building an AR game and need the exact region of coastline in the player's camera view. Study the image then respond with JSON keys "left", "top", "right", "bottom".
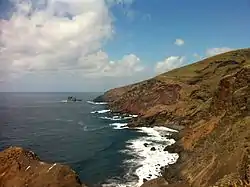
{"left": 1, "top": 49, "right": 249, "bottom": 187}
{"left": 89, "top": 101, "right": 182, "bottom": 187}
{"left": 92, "top": 49, "right": 250, "bottom": 187}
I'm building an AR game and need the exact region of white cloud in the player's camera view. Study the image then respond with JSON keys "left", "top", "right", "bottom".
{"left": 155, "top": 56, "right": 185, "bottom": 74}
{"left": 0, "top": 0, "right": 143, "bottom": 82}
{"left": 83, "top": 52, "right": 144, "bottom": 77}
{"left": 193, "top": 53, "right": 202, "bottom": 60}
{"left": 174, "top": 38, "right": 185, "bottom": 46}
{"left": 206, "top": 47, "right": 234, "bottom": 57}
{"left": 105, "top": 54, "right": 144, "bottom": 76}
{"left": 106, "top": 0, "right": 134, "bottom": 5}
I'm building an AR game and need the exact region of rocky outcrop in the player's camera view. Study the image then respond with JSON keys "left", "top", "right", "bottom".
{"left": 0, "top": 147, "right": 87, "bottom": 187}
{"left": 162, "top": 67, "right": 250, "bottom": 187}
{"left": 95, "top": 48, "right": 250, "bottom": 187}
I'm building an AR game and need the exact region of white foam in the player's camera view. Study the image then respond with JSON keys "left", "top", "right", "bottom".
{"left": 83, "top": 125, "right": 108, "bottom": 132}
{"left": 109, "top": 123, "right": 128, "bottom": 130}
{"left": 104, "top": 126, "right": 179, "bottom": 187}
{"left": 87, "top": 101, "right": 108, "bottom": 105}
{"left": 100, "top": 116, "right": 122, "bottom": 121}
{"left": 102, "top": 183, "right": 134, "bottom": 187}
{"left": 61, "top": 100, "right": 81, "bottom": 103}
{"left": 129, "top": 114, "right": 138, "bottom": 118}
{"left": 123, "top": 116, "right": 133, "bottom": 120}
{"left": 78, "top": 121, "right": 108, "bottom": 132}
{"left": 78, "top": 121, "right": 84, "bottom": 126}
{"left": 136, "top": 127, "right": 177, "bottom": 139}
{"left": 100, "top": 116, "right": 132, "bottom": 121}
{"left": 100, "top": 114, "right": 138, "bottom": 121}
{"left": 55, "top": 118, "right": 73, "bottom": 122}
{"left": 91, "top": 109, "right": 111, "bottom": 114}
{"left": 60, "top": 100, "right": 68, "bottom": 103}
{"left": 130, "top": 127, "right": 179, "bottom": 186}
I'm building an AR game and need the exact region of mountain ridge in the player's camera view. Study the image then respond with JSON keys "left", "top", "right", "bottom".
{"left": 95, "top": 48, "right": 250, "bottom": 187}
{"left": 0, "top": 48, "right": 249, "bottom": 187}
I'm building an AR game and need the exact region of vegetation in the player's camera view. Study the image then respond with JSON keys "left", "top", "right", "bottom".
{"left": 100, "top": 48, "right": 250, "bottom": 187}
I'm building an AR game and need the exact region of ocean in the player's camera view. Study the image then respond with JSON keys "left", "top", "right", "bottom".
{"left": 0, "top": 92, "right": 178, "bottom": 187}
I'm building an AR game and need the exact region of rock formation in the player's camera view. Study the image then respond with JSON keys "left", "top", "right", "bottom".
{"left": 1, "top": 49, "right": 249, "bottom": 187}
{"left": 0, "top": 147, "right": 87, "bottom": 187}
{"left": 95, "top": 48, "right": 250, "bottom": 187}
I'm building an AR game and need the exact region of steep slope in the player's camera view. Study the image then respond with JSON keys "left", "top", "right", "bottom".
{"left": 95, "top": 48, "right": 250, "bottom": 187}
{"left": 0, "top": 147, "right": 88, "bottom": 187}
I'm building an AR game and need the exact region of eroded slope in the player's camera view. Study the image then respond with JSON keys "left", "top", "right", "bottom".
{"left": 96, "top": 48, "right": 250, "bottom": 187}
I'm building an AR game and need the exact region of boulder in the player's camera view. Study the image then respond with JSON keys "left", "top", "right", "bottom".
{"left": 150, "top": 147, "right": 156, "bottom": 151}
{"left": 0, "top": 147, "right": 87, "bottom": 187}
{"left": 144, "top": 143, "right": 149, "bottom": 147}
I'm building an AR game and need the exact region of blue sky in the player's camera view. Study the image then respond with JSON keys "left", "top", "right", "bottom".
{"left": 0, "top": 0, "right": 249, "bottom": 92}
{"left": 107, "top": 0, "right": 250, "bottom": 63}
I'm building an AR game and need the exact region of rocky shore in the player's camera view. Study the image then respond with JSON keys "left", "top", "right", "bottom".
{"left": 94, "top": 49, "right": 250, "bottom": 187}
{"left": 1, "top": 49, "right": 249, "bottom": 187}
{"left": 0, "top": 147, "right": 87, "bottom": 187}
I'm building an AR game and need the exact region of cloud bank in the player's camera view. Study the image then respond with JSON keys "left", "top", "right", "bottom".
{"left": 206, "top": 47, "right": 234, "bottom": 57}
{"left": 0, "top": 0, "right": 143, "bottom": 82}
{"left": 155, "top": 56, "right": 185, "bottom": 74}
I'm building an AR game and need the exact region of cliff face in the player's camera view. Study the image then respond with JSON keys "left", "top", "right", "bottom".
{"left": 0, "top": 147, "right": 87, "bottom": 187}
{"left": 96, "top": 48, "right": 250, "bottom": 187}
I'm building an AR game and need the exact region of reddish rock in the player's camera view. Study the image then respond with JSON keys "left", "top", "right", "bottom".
{"left": 0, "top": 147, "right": 87, "bottom": 187}
{"left": 95, "top": 48, "right": 250, "bottom": 187}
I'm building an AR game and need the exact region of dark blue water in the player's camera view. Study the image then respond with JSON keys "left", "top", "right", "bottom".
{"left": 0, "top": 92, "right": 140, "bottom": 186}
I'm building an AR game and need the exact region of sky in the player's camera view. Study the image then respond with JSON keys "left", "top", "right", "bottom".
{"left": 0, "top": 0, "right": 249, "bottom": 92}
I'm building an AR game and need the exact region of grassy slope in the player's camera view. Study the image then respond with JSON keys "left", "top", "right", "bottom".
{"left": 157, "top": 48, "right": 249, "bottom": 90}
{"left": 101, "top": 48, "right": 250, "bottom": 187}
{"left": 104, "top": 48, "right": 249, "bottom": 121}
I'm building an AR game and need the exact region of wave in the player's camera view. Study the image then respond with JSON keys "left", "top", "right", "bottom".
{"left": 55, "top": 118, "right": 74, "bottom": 122}
{"left": 99, "top": 114, "right": 138, "bottom": 121}
{"left": 60, "top": 100, "right": 82, "bottom": 103}
{"left": 129, "top": 114, "right": 138, "bottom": 118}
{"left": 35, "top": 101, "right": 61, "bottom": 104}
{"left": 102, "top": 180, "right": 136, "bottom": 187}
{"left": 87, "top": 101, "right": 108, "bottom": 105}
{"left": 100, "top": 116, "right": 123, "bottom": 121}
{"left": 100, "top": 116, "right": 132, "bottom": 121}
{"left": 109, "top": 123, "right": 128, "bottom": 130}
{"left": 123, "top": 116, "right": 133, "bottom": 120}
{"left": 103, "top": 126, "right": 179, "bottom": 187}
{"left": 60, "top": 100, "right": 68, "bottom": 103}
{"left": 78, "top": 121, "right": 108, "bottom": 132}
{"left": 91, "top": 109, "right": 111, "bottom": 114}
{"left": 84, "top": 126, "right": 108, "bottom": 132}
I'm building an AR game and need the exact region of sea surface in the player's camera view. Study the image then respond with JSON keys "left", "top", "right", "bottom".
{"left": 0, "top": 92, "right": 178, "bottom": 187}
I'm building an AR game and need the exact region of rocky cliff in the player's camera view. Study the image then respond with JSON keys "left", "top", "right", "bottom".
{"left": 95, "top": 48, "right": 250, "bottom": 187}
{"left": 0, "top": 147, "right": 87, "bottom": 187}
